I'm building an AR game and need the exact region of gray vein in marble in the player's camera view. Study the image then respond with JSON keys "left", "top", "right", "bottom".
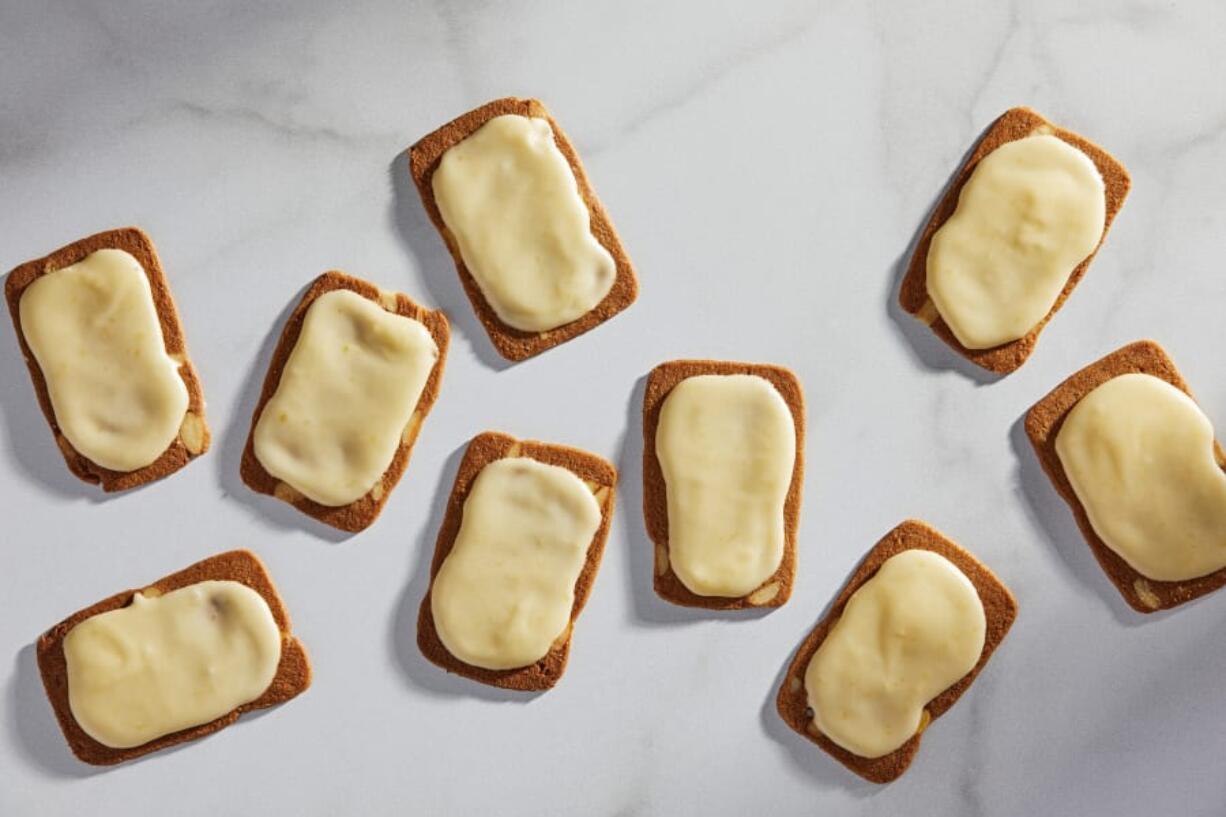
{"left": 580, "top": 7, "right": 827, "bottom": 156}
{"left": 930, "top": 388, "right": 981, "bottom": 472}
{"left": 1051, "top": 1, "right": 1174, "bottom": 32}
{"left": 432, "top": 0, "right": 482, "bottom": 104}
{"left": 602, "top": 730, "right": 656, "bottom": 817}
{"left": 1142, "top": 111, "right": 1226, "bottom": 159}
{"left": 870, "top": 0, "right": 1013, "bottom": 221}
{"left": 956, "top": 677, "right": 989, "bottom": 817}
{"left": 1092, "top": 115, "right": 1226, "bottom": 338}
{"left": 964, "top": 0, "right": 1022, "bottom": 131}
{"left": 0, "top": 131, "right": 44, "bottom": 167}
{"left": 51, "top": 0, "right": 133, "bottom": 67}
{"left": 153, "top": 99, "right": 400, "bottom": 150}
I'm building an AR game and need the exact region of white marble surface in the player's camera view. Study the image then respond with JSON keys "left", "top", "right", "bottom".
{"left": 3, "top": 1, "right": 1226, "bottom": 814}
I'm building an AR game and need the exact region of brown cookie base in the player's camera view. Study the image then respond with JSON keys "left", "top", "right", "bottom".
{"left": 642, "top": 360, "right": 805, "bottom": 609}
{"left": 5, "top": 227, "right": 211, "bottom": 490}
{"left": 898, "top": 107, "right": 1131, "bottom": 374}
{"left": 36, "top": 549, "right": 312, "bottom": 766}
{"left": 776, "top": 520, "right": 1017, "bottom": 783}
{"left": 1024, "top": 340, "right": 1226, "bottom": 612}
{"left": 240, "top": 271, "right": 450, "bottom": 532}
{"left": 407, "top": 96, "right": 638, "bottom": 361}
{"left": 416, "top": 431, "right": 617, "bottom": 691}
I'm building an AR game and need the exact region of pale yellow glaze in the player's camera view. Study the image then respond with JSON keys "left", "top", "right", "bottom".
{"left": 657, "top": 374, "right": 794, "bottom": 597}
{"left": 19, "top": 248, "right": 189, "bottom": 471}
{"left": 927, "top": 134, "right": 1106, "bottom": 349}
{"left": 431, "top": 457, "right": 602, "bottom": 670}
{"left": 805, "top": 549, "right": 986, "bottom": 758}
{"left": 63, "top": 580, "right": 281, "bottom": 749}
{"left": 1056, "top": 373, "right": 1226, "bottom": 581}
{"left": 432, "top": 114, "right": 615, "bottom": 332}
{"left": 253, "top": 288, "right": 438, "bottom": 507}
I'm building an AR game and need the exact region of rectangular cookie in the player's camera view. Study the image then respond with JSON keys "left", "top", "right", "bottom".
{"left": 37, "top": 549, "right": 311, "bottom": 765}
{"left": 407, "top": 96, "right": 638, "bottom": 361}
{"left": 240, "top": 271, "right": 450, "bottom": 532}
{"left": 775, "top": 519, "right": 1017, "bottom": 783}
{"left": 898, "top": 107, "right": 1131, "bottom": 374}
{"left": 4, "top": 227, "right": 210, "bottom": 490}
{"left": 416, "top": 431, "right": 616, "bottom": 691}
{"left": 642, "top": 360, "right": 805, "bottom": 609}
{"left": 1024, "top": 339, "right": 1226, "bottom": 612}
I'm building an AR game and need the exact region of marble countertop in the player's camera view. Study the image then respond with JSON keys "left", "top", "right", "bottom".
{"left": 3, "top": 1, "right": 1226, "bottom": 815}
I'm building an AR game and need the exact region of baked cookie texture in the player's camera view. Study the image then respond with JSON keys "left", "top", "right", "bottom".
{"left": 1025, "top": 340, "right": 1226, "bottom": 612}
{"left": 5, "top": 227, "right": 210, "bottom": 490}
{"left": 642, "top": 360, "right": 805, "bottom": 610}
{"left": 240, "top": 271, "right": 450, "bottom": 533}
{"left": 416, "top": 431, "right": 616, "bottom": 691}
{"left": 408, "top": 96, "right": 638, "bottom": 361}
{"left": 775, "top": 519, "right": 1016, "bottom": 783}
{"left": 36, "top": 549, "right": 311, "bottom": 766}
{"left": 899, "top": 107, "right": 1131, "bottom": 374}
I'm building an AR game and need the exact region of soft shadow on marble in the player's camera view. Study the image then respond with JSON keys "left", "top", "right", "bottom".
{"left": 0, "top": 313, "right": 145, "bottom": 504}
{"left": 757, "top": 608, "right": 881, "bottom": 797}
{"left": 387, "top": 152, "right": 512, "bottom": 373}
{"left": 386, "top": 441, "right": 545, "bottom": 703}
{"left": 215, "top": 280, "right": 355, "bottom": 544}
{"left": 5, "top": 645, "right": 96, "bottom": 780}
{"left": 1007, "top": 414, "right": 1189, "bottom": 628}
{"left": 884, "top": 127, "right": 1004, "bottom": 388}
{"left": 616, "top": 374, "right": 777, "bottom": 627}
